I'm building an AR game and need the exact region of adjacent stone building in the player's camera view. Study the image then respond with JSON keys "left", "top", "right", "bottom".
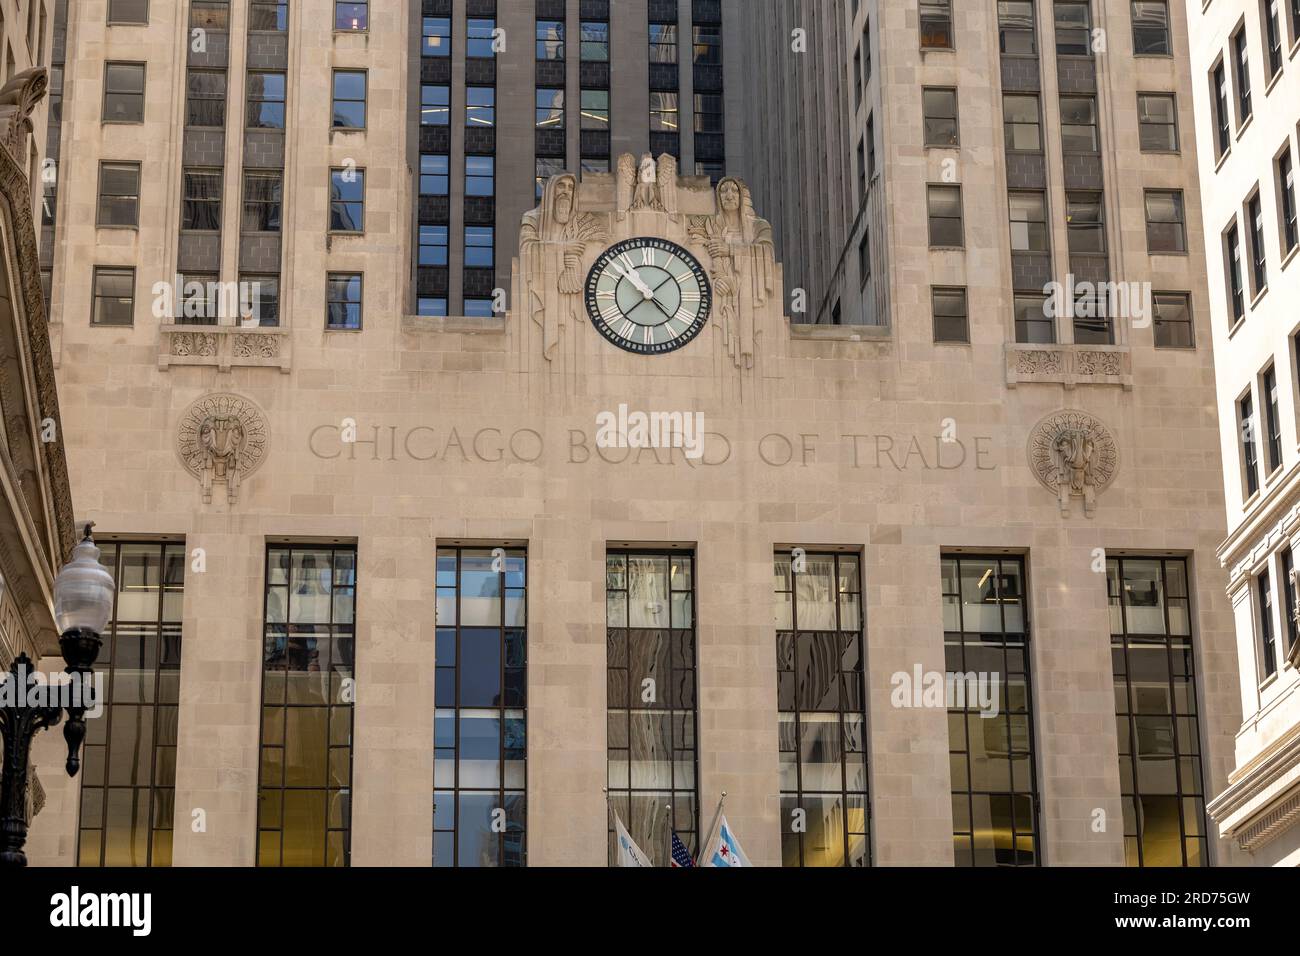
{"left": 27, "top": 0, "right": 1246, "bottom": 867}
{"left": 0, "top": 0, "right": 75, "bottom": 857}
{"left": 1190, "top": 0, "right": 1300, "bottom": 866}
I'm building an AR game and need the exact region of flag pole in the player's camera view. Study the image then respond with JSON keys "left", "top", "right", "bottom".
{"left": 698, "top": 790, "right": 726, "bottom": 864}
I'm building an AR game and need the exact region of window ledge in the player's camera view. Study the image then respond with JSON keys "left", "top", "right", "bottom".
{"left": 1264, "top": 71, "right": 1285, "bottom": 96}
{"left": 790, "top": 323, "right": 890, "bottom": 342}
{"left": 1251, "top": 285, "right": 1269, "bottom": 309}
{"left": 158, "top": 324, "right": 291, "bottom": 373}
{"left": 1215, "top": 146, "right": 1233, "bottom": 172}
{"left": 402, "top": 313, "right": 507, "bottom": 334}
{"left": 1280, "top": 244, "right": 1298, "bottom": 272}
{"left": 1004, "top": 343, "right": 1132, "bottom": 390}
{"left": 1236, "top": 113, "right": 1255, "bottom": 141}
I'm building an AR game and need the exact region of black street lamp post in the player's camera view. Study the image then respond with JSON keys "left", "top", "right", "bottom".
{"left": 0, "top": 524, "right": 115, "bottom": 866}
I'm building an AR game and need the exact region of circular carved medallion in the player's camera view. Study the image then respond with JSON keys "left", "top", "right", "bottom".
{"left": 176, "top": 392, "right": 269, "bottom": 487}
{"left": 1026, "top": 409, "right": 1118, "bottom": 515}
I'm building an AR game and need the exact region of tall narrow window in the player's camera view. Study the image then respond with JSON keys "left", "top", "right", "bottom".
{"left": 1265, "top": 0, "right": 1283, "bottom": 79}
{"left": 247, "top": 71, "right": 286, "bottom": 129}
{"left": 1212, "top": 62, "right": 1231, "bottom": 158}
{"left": 257, "top": 544, "right": 357, "bottom": 866}
{"left": 1109, "top": 557, "right": 1207, "bottom": 867}
{"left": 186, "top": 70, "right": 225, "bottom": 127}
{"left": 335, "top": 0, "right": 366, "bottom": 31}
{"left": 1233, "top": 28, "right": 1252, "bottom": 124}
{"left": 1014, "top": 292, "right": 1054, "bottom": 343}
{"left": 91, "top": 266, "right": 135, "bottom": 326}
{"left": 331, "top": 70, "right": 366, "bottom": 129}
{"left": 933, "top": 287, "right": 970, "bottom": 343}
{"left": 329, "top": 168, "right": 365, "bottom": 232}
{"left": 1153, "top": 292, "right": 1194, "bottom": 349}
{"left": 920, "top": 0, "right": 953, "bottom": 48}
{"left": 1055, "top": 1, "right": 1093, "bottom": 56}
{"left": 421, "top": 85, "right": 450, "bottom": 126}
{"left": 1131, "top": 1, "right": 1171, "bottom": 55}
{"left": 606, "top": 551, "right": 698, "bottom": 867}
{"left": 97, "top": 161, "right": 141, "bottom": 227}
{"left": 1258, "top": 569, "right": 1278, "bottom": 678}
{"left": 77, "top": 542, "right": 185, "bottom": 866}
{"left": 250, "top": 1, "right": 287, "bottom": 30}
{"left": 433, "top": 547, "right": 527, "bottom": 867}
{"left": 1264, "top": 364, "right": 1282, "bottom": 474}
{"left": 536, "top": 19, "right": 563, "bottom": 59}
{"left": 1003, "top": 94, "right": 1042, "bottom": 151}
{"left": 242, "top": 170, "right": 282, "bottom": 233}
{"left": 467, "top": 18, "right": 498, "bottom": 57}
{"left": 942, "top": 555, "right": 1041, "bottom": 866}
{"left": 927, "top": 184, "right": 964, "bottom": 247}
{"left": 424, "top": 16, "right": 451, "bottom": 56}
{"left": 1144, "top": 190, "right": 1186, "bottom": 253}
{"left": 1248, "top": 192, "right": 1268, "bottom": 294}
{"left": 1241, "top": 392, "right": 1260, "bottom": 497}
{"left": 1281, "top": 549, "right": 1299, "bottom": 654}
{"left": 922, "top": 88, "right": 959, "bottom": 147}
{"left": 103, "top": 62, "right": 146, "bottom": 122}
{"left": 1137, "top": 93, "right": 1178, "bottom": 152}
{"left": 1009, "top": 192, "right": 1049, "bottom": 252}
{"left": 998, "top": 1, "right": 1036, "bottom": 54}
{"left": 1225, "top": 223, "right": 1245, "bottom": 322}
{"left": 1066, "top": 191, "right": 1105, "bottom": 254}
{"left": 1279, "top": 149, "right": 1298, "bottom": 255}
{"left": 773, "top": 551, "right": 870, "bottom": 867}
{"left": 181, "top": 167, "right": 221, "bottom": 231}
{"left": 1060, "top": 96, "right": 1099, "bottom": 152}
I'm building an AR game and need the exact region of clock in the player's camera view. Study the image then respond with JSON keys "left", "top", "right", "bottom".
{"left": 584, "top": 237, "right": 712, "bottom": 355}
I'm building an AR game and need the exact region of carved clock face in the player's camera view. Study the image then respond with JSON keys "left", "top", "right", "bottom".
{"left": 584, "top": 238, "right": 712, "bottom": 355}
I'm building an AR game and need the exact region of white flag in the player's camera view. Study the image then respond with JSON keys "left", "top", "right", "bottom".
{"left": 613, "top": 810, "right": 653, "bottom": 867}
{"left": 703, "top": 814, "right": 751, "bottom": 867}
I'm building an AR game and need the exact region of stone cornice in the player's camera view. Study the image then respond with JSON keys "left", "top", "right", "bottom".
{"left": 1207, "top": 722, "right": 1300, "bottom": 852}
{"left": 1217, "top": 462, "right": 1300, "bottom": 579}
{"left": 0, "top": 72, "right": 74, "bottom": 564}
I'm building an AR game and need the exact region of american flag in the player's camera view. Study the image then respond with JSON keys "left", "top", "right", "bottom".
{"left": 670, "top": 831, "right": 696, "bottom": 868}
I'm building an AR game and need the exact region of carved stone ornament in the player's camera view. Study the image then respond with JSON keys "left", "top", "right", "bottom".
{"left": 171, "top": 331, "right": 218, "bottom": 357}
{"left": 1075, "top": 350, "right": 1124, "bottom": 376}
{"left": 1016, "top": 349, "right": 1064, "bottom": 375}
{"left": 233, "top": 333, "right": 279, "bottom": 358}
{"left": 0, "top": 68, "right": 48, "bottom": 164}
{"left": 176, "top": 393, "right": 269, "bottom": 504}
{"left": 687, "top": 176, "right": 776, "bottom": 370}
{"left": 519, "top": 172, "right": 607, "bottom": 361}
{"left": 1027, "top": 409, "right": 1118, "bottom": 517}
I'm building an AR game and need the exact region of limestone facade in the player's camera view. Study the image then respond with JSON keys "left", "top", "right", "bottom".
{"left": 26, "top": 0, "right": 1245, "bottom": 867}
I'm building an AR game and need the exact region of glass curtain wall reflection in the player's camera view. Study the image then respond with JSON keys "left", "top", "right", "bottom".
{"left": 606, "top": 551, "right": 698, "bottom": 866}
{"left": 78, "top": 542, "right": 185, "bottom": 866}
{"left": 773, "top": 551, "right": 870, "bottom": 866}
{"left": 257, "top": 544, "right": 357, "bottom": 866}
{"left": 433, "top": 547, "right": 527, "bottom": 867}
{"left": 1108, "top": 556, "right": 1207, "bottom": 866}
{"left": 941, "top": 555, "right": 1041, "bottom": 865}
